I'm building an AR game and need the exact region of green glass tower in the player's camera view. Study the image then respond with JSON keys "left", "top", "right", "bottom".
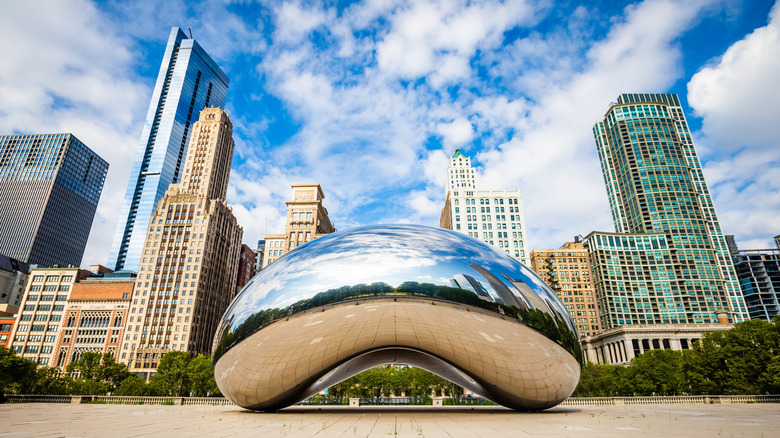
{"left": 585, "top": 93, "right": 748, "bottom": 329}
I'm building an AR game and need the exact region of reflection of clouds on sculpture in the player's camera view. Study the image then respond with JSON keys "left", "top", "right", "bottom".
{"left": 213, "top": 224, "right": 581, "bottom": 411}
{"left": 217, "top": 224, "right": 579, "bottom": 354}
{"left": 226, "top": 225, "right": 514, "bottom": 328}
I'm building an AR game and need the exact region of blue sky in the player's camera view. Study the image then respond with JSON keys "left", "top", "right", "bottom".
{"left": 1, "top": 0, "right": 778, "bottom": 267}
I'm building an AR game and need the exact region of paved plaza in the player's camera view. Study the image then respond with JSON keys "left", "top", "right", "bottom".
{"left": 0, "top": 403, "right": 777, "bottom": 437}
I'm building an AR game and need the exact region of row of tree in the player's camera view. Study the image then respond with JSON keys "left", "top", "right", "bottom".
{"left": 3, "top": 318, "right": 778, "bottom": 399}
{"left": 0, "top": 349, "right": 219, "bottom": 397}
{"left": 328, "top": 365, "right": 464, "bottom": 398}
{"left": 573, "top": 318, "right": 780, "bottom": 396}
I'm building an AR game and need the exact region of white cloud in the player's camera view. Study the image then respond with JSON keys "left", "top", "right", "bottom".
{"left": 0, "top": 0, "right": 149, "bottom": 267}
{"left": 437, "top": 118, "right": 474, "bottom": 148}
{"left": 689, "top": 2, "right": 780, "bottom": 151}
{"left": 688, "top": 1, "right": 780, "bottom": 248}
{"left": 478, "top": 0, "right": 717, "bottom": 249}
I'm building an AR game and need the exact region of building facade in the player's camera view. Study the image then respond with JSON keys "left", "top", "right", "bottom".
{"left": 581, "top": 321, "right": 732, "bottom": 365}
{"left": 0, "top": 134, "right": 108, "bottom": 267}
{"left": 530, "top": 240, "right": 602, "bottom": 337}
{"left": 7, "top": 267, "right": 90, "bottom": 365}
{"left": 254, "top": 239, "right": 265, "bottom": 273}
{"left": 119, "top": 107, "right": 242, "bottom": 378}
{"left": 262, "top": 184, "right": 336, "bottom": 267}
{"left": 727, "top": 235, "right": 780, "bottom": 322}
{"left": 54, "top": 271, "right": 134, "bottom": 369}
{"left": 440, "top": 149, "right": 529, "bottom": 264}
{"left": 0, "top": 315, "right": 15, "bottom": 348}
{"left": 0, "top": 254, "right": 29, "bottom": 307}
{"left": 588, "top": 93, "right": 748, "bottom": 329}
{"left": 236, "top": 243, "right": 256, "bottom": 292}
{"left": 108, "top": 27, "right": 229, "bottom": 272}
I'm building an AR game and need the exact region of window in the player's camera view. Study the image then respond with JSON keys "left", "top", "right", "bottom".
{"left": 32, "top": 276, "right": 44, "bottom": 282}
{"left": 45, "top": 275, "right": 59, "bottom": 282}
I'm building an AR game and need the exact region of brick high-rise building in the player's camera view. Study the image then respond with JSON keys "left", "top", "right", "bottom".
{"left": 0, "top": 134, "right": 108, "bottom": 267}
{"left": 530, "top": 240, "right": 602, "bottom": 337}
{"left": 108, "top": 27, "right": 229, "bottom": 272}
{"left": 440, "top": 149, "right": 529, "bottom": 264}
{"left": 119, "top": 107, "right": 242, "bottom": 378}
{"left": 585, "top": 93, "right": 748, "bottom": 329}
{"left": 262, "top": 184, "right": 335, "bottom": 267}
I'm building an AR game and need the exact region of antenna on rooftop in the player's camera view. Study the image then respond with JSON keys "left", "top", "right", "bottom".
{"left": 187, "top": 27, "right": 193, "bottom": 38}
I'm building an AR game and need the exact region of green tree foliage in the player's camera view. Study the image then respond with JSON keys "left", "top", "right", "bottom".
{"left": 575, "top": 318, "right": 780, "bottom": 397}
{"left": 327, "top": 365, "right": 464, "bottom": 398}
{"left": 65, "top": 352, "right": 132, "bottom": 394}
{"left": 0, "top": 346, "right": 37, "bottom": 394}
{"left": 148, "top": 352, "right": 220, "bottom": 397}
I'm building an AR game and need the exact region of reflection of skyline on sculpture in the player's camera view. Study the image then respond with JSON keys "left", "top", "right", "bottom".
{"left": 213, "top": 225, "right": 581, "bottom": 411}
{"left": 222, "top": 225, "right": 571, "bottom": 336}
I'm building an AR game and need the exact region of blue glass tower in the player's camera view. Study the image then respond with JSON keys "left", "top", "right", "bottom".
{"left": 0, "top": 133, "right": 108, "bottom": 267}
{"left": 108, "top": 27, "right": 229, "bottom": 271}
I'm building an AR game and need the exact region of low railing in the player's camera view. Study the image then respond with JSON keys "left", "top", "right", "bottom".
{"left": 4, "top": 394, "right": 780, "bottom": 406}
{"left": 359, "top": 397, "right": 432, "bottom": 405}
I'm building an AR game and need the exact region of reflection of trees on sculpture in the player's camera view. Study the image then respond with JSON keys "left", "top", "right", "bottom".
{"left": 516, "top": 308, "right": 583, "bottom": 366}
{"left": 213, "top": 280, "right": 582, "bottom": 364}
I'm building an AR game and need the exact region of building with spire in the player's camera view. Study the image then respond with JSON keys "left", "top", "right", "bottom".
{"left": 584, "top": 93, "right": 748, "bottom": 330}
{"left": 108, "top": 27, "right": 229, "bottom": 272}
{"left": 262, "top": 184, "right": 335, "bottom": 268}
{"left": 119, "top": 107, "right": 242, "bottom": 378}
{"left": 440, "top": 149, "right": 529, "bottom": 265}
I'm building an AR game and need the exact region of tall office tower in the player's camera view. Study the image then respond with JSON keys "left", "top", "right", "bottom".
{"left": 727, "top": 236, "right": 780, "bottom": 322}
{"left": 586, "top": 93, "right": 748, "bottom": 330}
{"left": 119, "top": 108, "right": 242, "bottom": 378}
{"left": 53, "top": 269, "right": 134, "bottom": 368}
{"left": 530, "top": 240, "right": 602, "bottom": 337}
{"left": 262, "top": 184, "right": 336, "bottom": 267}
{"left": 0, "top": 134, "right": 108, "bottom": 267}
{"left": 440, "top": 149, "right": 529, "bottom": 264}
{"left": 108, "top": 27, "right": 229, "bottom": 272}
{"left": 7, "top": 266, "right": 91, "bottom": 366}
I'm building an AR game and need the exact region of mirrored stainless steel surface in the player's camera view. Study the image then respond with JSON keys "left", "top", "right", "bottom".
{"left": 213, "top": 224, "right": 582, "bottom": 410}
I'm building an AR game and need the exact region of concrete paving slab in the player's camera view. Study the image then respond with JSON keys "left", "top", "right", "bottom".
{"left": 0, "top": 403, "right": 777, "bottom": 437}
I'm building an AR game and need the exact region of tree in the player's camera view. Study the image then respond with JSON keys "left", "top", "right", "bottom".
{"left": 150, "top": 351, "right": 192, "bottom": 396}
{"left": 113, "top": 375, "right": 149, "bottom": 396}
{"left": 684, "top": 318, "right": 780, "bottom": 394}
{"left": 629, "top": 349, "right": 686, "bottom": 396}
{"left": 0, "top": 346, "right": 37, "bottom": 395}
{"left": 29, "top": 367, "right": 72, "bottom": 395}
{"left": 65, "top": 352, "right": 132, "bottom": 394}
{"left": 188, "top": 354, "right": 220, "bottom": 397}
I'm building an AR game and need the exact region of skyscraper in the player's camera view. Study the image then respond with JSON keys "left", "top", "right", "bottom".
{"left": 119, "top": 107, "right": 242, "bottom": 378}
{"left": 727, "top": 235, "right": 780, "bottom": 322}
{"left": 262, "top": 184, "right": 336, "bottom": 267}
{"left": 108, "top": 27, "right": 229, "bottom": 272}
{"left": 0, "top": 133, "right": 108, "bottom": 267}
{"left": 440, "top": 149, "right": 529, "bottom": 264}
{"left": 585, "top": 93, "right": 748, "bottom": 329}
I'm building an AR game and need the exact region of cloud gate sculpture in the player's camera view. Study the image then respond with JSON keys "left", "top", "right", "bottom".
{"left": 212, "top": 225, "right": 582, "bottom": 411}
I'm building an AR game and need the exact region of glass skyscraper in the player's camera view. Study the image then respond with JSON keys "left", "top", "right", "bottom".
{"left": 108, "top": 27, "right": 229, "bottom": 272}
{"left": 585, "top": 93, "right": 748, "bottom": 329}
{"left": 0, "top": 133, "right": 108, "bottom": 267}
